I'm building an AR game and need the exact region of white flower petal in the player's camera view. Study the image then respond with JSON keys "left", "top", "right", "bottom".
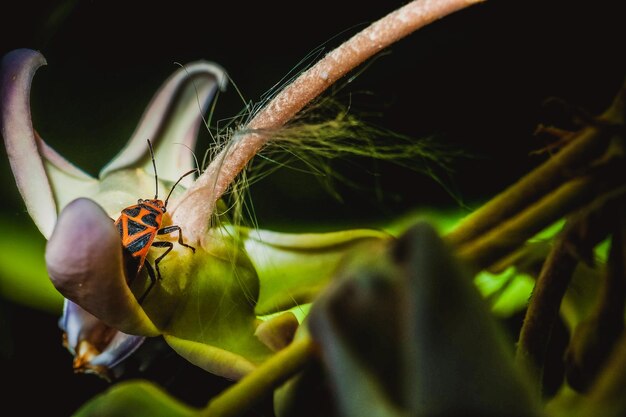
{"left": 36, "top": 132, "right": 99, "bottom": 211}
{"left": 1, "top": 49, "right": 56, "bottom": 238}
{"left": 60, "top": 299, "right": 146, "bottom": 375}
{"left": 100, "top": 61, "right": 227, "bottom": 188}
{"left": 1, "top": 49, "right": 99, "bottom": 238}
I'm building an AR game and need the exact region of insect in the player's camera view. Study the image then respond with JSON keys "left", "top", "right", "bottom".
{"left": 115, "top": 139, "right": 197, "bottom": 303}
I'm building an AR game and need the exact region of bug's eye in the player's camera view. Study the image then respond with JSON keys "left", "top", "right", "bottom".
{"left": 137, "top": 199, "right": 143, "bottom": 204}
{"left": 162, "top": 206, "right": 167, "bottom": 213}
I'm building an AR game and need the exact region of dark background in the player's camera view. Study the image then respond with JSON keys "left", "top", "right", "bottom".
{"left": 0, "top": 0, "right": 624, "bottom": 415}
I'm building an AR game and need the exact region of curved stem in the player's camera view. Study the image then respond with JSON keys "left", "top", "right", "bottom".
{"left": 580, "top": 204, "right": 626, "bottom": 416}
{"left": 581, "top": 333, "right": 626, "bottom": 417}
{"left": 200, "top": 336, "right": 317, "bottom": 417}
{"left": 446, "top": 124, "right": 611, "bottom": 248}
{"left": 447, "top": 80, "right": 625, "bottom": 248}
{"left": 455, "top": 175, "right": 600, "bottom": 270}
{"left": 562, "top": 198, "right": 626, "bottom": 392}
{"left": 515, "top": 236, "right": 577, "bottom": 391}
{"left": 172, "top": 0, "right": 484, "bottom": 244}
{"left": 515, "top": 197, "right": 616, "bottom": 392}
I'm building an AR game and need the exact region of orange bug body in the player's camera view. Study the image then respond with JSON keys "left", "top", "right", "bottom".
{"left": 115, "top": 140, "right": 196, "bottom": 302}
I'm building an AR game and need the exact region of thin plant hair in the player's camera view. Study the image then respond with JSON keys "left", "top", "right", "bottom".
{"left": 169, "top": 0, "right": 484, "bottom": 247}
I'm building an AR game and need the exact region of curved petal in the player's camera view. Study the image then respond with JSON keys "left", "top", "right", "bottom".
{"left": 239, "top": 227, "right": 390, "bottom": 315}
{"left": 36, "top": 131, "right": 99, "bottom": 210}
{"left": 60, "top": 300, "right": 145, "bottom": 375}
{"left": 61, "top": 299, "right": 109, "bottom": 355}
{"left": 1, "top": 49, "right": 56, "bottom": 238}
{"left": 100, "top": 61, "right": 228, "bottom": 187}
{"left": 1, "top": 49, "right": 98, "bottom": 238}
{"left": 164, "top": 335, "right": 257, "bottom": 380}
{"left": 89, "top": 330, "right": 146, "bottom": 369}
{"left": 46, "top": 198, "right": 159, "bottom": 336}
{"left": 255, "top": 312, "right": 299, "bottom": 352}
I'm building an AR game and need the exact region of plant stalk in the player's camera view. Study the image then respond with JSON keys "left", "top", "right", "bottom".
{"left": 201, "top": 336, "right": 317, "bottom": 417}
{"left": 172, "top": 0, "right": 485, "bottom": 244}
{"left": 447, "top": 124, "right": 610, "bottom": 248}
{"left": 515, "top": 230, "right": 578, "bottom": 390}
{"left": 455, "top": 173, "right": 618, "bottom": 270}
{"left": 580, "top": 204, "right": 626, "bottom": 416}
{"left": 447, "top": 80, "right": 625, "bottom": 248}
{"left": 512, "top": 190, "right": 623, "bottom": 395}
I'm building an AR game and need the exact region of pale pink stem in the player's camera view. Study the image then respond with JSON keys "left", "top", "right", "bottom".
{"left": 172, "top": 0, "right": 484, "bottom": 244}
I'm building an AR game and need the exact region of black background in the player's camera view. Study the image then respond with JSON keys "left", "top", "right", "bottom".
{"left": 0, "top": 0, "right": 624, "bottom": 415}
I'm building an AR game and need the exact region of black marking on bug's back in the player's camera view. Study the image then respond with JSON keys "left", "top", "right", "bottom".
{"left": 127, "top": 233, "right": 152, "bottom": 254}
{"left": 123, "top": 206, "right": 141, "bottom": 217}
{"left": 141, "top": 213, "right": 159, "bottom": 227}
{"left": 116, "top": 221, "right": 124, "bottom": 236}
{"left": 140, "top": 203, "right": 162, "bottom": 215}
{"left": 127, "top": 219, "right": 148, "bottom": 236}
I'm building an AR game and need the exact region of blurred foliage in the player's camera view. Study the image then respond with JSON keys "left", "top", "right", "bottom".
{"left": 73, "top": 380, "right": 198, "bottom": 417}
{"left": 0, "top": 218, "right": 62, "bottom": 313}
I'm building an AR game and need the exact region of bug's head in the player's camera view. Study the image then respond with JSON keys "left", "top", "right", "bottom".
{"left": 138, "top": 198, "right": 167, "bottom": 213}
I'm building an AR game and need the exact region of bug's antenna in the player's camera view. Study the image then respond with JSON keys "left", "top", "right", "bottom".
{"left": 164, "top": 169, "right": 197, "bottom": 208}
{"left": 147, "top": 139, "right": 159, "bottom": 199}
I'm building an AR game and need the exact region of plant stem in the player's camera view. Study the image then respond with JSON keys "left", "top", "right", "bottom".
{"left": 580, "top": 206, "right": 626, "bottom": 417}
{"left": 562, "top": 198, "right": 626, "bottom": 392}
{"left": 200, "top": 336, "right": 317, "bottom": 417}
{"left": 446, "top": 125, "right": 609, "bottom": 248}
{"left": 515, "top": 224, "right": 579, "bottom": 390}
{"left": 447, "top": 80, "right": 625, "bottom": 249}
{"left": 455, "top": 174, "right": 607, "bottom": 270}
{"left": 172, "top": 0, "right": 485, "bottom": 244}
{"left": 515, "top": 194, "right": 620, "bottom": 392}
{"left": 598, "top": 200, "right": 626, "bottom": 319}
{"left": 581, "top": 336, "right": 626, "bottom": 417}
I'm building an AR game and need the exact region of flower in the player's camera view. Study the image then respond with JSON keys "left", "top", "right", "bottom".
{"left": 1, "top": 48, "right": 228, "bottom": 376}
{"left": 1, "top": 48, "right": 388, "bottom": 379}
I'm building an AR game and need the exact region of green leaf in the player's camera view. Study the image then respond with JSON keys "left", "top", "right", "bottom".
{"left": 72, "top": 380, "right": 198, "bottom": 417}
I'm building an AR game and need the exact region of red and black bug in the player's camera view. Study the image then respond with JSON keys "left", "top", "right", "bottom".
{"left": 115, "top": 140, "right": 196, "bottom": 302}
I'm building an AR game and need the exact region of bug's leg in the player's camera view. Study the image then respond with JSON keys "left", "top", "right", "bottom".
{"left": 158, "top": 225, "right": 196, "bottom": 252}
{"left": 151, "top": 241, "right": 174, "bottom": 282}
{"left": 138, "top": 262, "right": 157, "bottom": 304}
